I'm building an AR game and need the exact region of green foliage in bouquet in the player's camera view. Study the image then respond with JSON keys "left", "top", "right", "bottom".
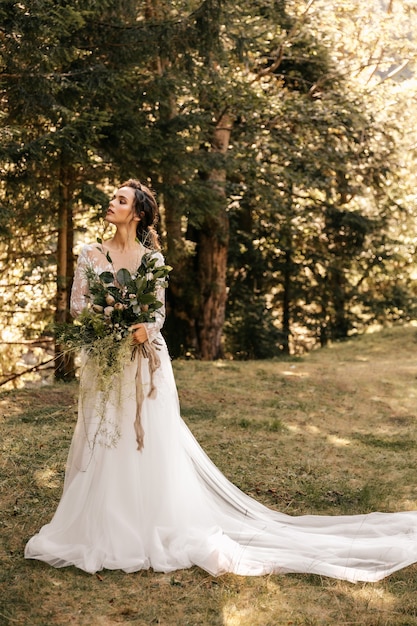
{"left": 57, "top": 250, "right": 172, "bottom": 384}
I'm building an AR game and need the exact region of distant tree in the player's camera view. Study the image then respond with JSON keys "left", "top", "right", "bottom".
{"left": 1, "top": 0, "right": 416, "bottom": 378}
{"left": 1, "top": 2, "right": 131, "bottom": 377}
{"left": 225, "top": 0, "right": 417, "bottom": 355}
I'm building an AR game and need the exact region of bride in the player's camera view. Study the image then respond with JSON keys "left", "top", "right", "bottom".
{"left": 25, "top": 179, "right": 417, "bottom": 582}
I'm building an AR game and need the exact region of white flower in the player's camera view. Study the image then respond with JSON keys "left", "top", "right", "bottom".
{"left": 114, "top": 302, "right": 124, "bottom": 310}
{"left": 146, "top": 272, "right": 153, "bottom": 281}
{"left": 104, "top": 306, "right": 114, "bottom": 317}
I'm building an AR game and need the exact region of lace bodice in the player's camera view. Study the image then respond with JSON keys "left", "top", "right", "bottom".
{"left": 70, "top": 243, "right": 166, "bottom": 342}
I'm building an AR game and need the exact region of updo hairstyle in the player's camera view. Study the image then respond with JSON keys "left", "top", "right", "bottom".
{"left": 121, "top": 179, "right": 160, "bottom": 250}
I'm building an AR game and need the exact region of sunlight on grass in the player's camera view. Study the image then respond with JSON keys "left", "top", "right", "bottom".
{"left": 286, "top": 423, "right": 301, "bottom": 433}
{"left": 327, "top": 435, "right": 352, "bottom": 447}
{"left": 346, "top": 582, "right": 396, "bottom": 610}
{"left": 222, "top": 579, "right": 288, "bottom": 626}
{"left": 34, "top": 467, "right": 60, "bottom": 489}
{"left": 282, "top": 368, "right": 310, "bottom": 378}
{"left": 222, "top": 604, "right": 254, "bottom": 626}
{"left": 286, "top": 424, "right": 352, "bottom": 448}
{"left": 403, "top": 499, "right": 417, "bottom": 510}
{"left": 306, "top": 424, "right": 320, "bottom": 434}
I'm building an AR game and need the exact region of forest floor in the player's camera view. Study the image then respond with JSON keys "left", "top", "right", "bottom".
{"left": 2, "top": 325, "right": 417, "bottom": 625}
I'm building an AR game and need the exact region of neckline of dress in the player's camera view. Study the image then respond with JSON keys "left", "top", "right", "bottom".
{"left": 99, "top": 241, "right": 146, "bottom": 274}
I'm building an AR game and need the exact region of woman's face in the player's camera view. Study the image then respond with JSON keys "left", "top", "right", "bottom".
{"left": 105, "top": 186, "right": 139, "bottom": 227}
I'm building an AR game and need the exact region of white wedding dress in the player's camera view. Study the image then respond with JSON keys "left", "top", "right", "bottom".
{"left": 25, "top": 244, "right": 417, "bottom": 582}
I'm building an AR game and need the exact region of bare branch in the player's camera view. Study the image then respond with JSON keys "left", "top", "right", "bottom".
{"left": 0, "top": 356, "right": 56, "bottom": 387}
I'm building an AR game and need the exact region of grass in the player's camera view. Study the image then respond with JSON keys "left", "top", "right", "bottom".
{"left": 2, "top": 324, "right": 417, "bottom": 625}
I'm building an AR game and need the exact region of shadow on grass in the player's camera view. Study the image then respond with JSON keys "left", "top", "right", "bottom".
{"left": 353, "top": 433, "right": 416, "bottom": 451}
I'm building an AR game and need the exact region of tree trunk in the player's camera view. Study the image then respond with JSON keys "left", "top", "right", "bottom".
{"left": 164, "top": 180, "right": 200, "bottom": 355}
{"left": 281, "top": 190, "right": 293, "bottom": 356}
{"left": 197, "top": 214, "right": 229, "bottom": 359}
{"left": 54, "top": 170, "right": 75, "bottom": 380}
{"left": 330, "top": 266, "right": 349, "bottom": 340}
{"left": 282, "top": 247, "right": 291, "bottom": 355}
{"left": 197, "top": 111, "right": 232, "bottom": 360}
{"left": 148, "top": 1, "right": 200, "bottom": 355}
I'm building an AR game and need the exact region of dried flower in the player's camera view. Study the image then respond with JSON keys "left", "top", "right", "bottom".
{"left": 104, "top": 306, "right": 114, "bottom": 317}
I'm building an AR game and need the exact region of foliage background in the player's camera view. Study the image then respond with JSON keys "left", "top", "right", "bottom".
{"left": 0, "top": 0, "right": 417, "bottom": 382}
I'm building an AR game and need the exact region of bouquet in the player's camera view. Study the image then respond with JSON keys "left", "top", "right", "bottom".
{"left": 58, "top": 247, "right": 172, "bottom": 384}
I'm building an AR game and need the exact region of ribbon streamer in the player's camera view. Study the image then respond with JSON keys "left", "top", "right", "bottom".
{"left": 133, "top": 340, "right": 161, "bottom": 450}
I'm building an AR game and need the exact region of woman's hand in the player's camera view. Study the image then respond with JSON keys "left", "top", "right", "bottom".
{"left": 130, "top": 323, "right": 148, "bottom": 345}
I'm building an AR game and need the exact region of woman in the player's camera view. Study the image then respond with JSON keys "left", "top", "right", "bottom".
{"left": 25, "top": 179, "right": 417, "bottom": 581}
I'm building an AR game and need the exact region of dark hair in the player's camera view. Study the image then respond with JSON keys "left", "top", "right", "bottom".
{"left": 120, "top": 179, "right": 160, "bottom": 250}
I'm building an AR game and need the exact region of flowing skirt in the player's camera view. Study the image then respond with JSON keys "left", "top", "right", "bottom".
{"left": 25, "top": 338, "right": 417, "bottom": 582}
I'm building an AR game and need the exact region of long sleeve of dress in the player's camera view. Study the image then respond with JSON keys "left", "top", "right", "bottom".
{"left": 70, "top": 245, "right": 91, "bottom": 319}
{"left": 143, "top": 251, "right": 166, "bottom": 342}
